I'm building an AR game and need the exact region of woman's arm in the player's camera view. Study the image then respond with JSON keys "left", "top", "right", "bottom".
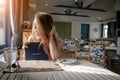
{"left": 49, "top": 26, "right": 61, "bottom": 60}
{"left": 22, "top": 35, "right": 32, "bottom": 48}
{"left": 21, "top": 35, "right": 32, "bottom": 60}
{"left": 53, "top": 26, "right": 62, "bottom": 50}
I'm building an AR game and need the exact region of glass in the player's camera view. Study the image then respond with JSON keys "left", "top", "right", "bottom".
{"left": 3, "top": 47, "right": 18, "bottom": 72}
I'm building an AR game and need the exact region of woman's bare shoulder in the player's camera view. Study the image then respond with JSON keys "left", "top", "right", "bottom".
{"left": 27, "top": 35, "right": 33, "bottom": 42}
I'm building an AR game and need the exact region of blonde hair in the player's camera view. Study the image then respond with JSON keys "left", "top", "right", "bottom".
{"left": 33, "top": 12, "right": 53, "bottom": 43}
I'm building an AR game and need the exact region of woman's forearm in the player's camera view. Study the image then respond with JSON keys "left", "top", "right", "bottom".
{"left": 49, "top": 36, "right": 60, "bottom": 60}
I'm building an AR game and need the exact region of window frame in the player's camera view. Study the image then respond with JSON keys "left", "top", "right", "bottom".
{"left": 101, "top": 22, "right": 116, "bottom": 38}
{"left": 102, "top": 24, "right": 108, "bottom": 38}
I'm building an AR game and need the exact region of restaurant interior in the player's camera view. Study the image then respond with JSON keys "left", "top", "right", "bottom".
{"left": 0, "top": 0, "right": 120, "bottom": 80}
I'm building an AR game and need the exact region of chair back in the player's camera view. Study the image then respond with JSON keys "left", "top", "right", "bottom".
{"left": 61, "top": 40, "right": 77, "bottom": 58}
{"left": 89, "top": 42, "right": 106, "bottom": 64}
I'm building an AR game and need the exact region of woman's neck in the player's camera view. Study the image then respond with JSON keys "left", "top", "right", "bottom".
{"left": 32, "top": 35, "right": 40, "bottom": 42}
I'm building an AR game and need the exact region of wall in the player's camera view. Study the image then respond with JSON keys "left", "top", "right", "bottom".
{"left": 89, "top": 22, "right": 101, "bottom": 40}
{"left": 72, "top": 22, "right": 81, "bottom": 39}
{"left": 71, "top": 22, "right": 101, "bottom": 40}
{"left": 25, "top": 7, "right": 102, "bottom": 40}
{"left": 115, "top": 0, "right": 120, "bottom": 11}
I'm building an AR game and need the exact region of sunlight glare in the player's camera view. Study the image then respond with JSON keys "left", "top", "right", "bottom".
{"left": 0, "top": 0, "right": 5, "bottom": 4}
{"left": 0, "top": 0, "right": 5, "bottom": 11}
{"left": 62, "top": 65, "right": 118, "bottom": 76}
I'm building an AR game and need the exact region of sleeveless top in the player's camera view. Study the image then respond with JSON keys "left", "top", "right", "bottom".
{"left": 25, "top": 42, "right": 48, "bottom": 60}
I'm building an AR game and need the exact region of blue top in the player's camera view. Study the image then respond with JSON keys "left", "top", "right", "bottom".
{"left": 25, "top": 42, "right": 48, "bottom": 60}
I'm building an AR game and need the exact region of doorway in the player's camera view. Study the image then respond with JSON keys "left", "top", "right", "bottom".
{"left": 81, "top": 24, "right": 89, "bottom": 40}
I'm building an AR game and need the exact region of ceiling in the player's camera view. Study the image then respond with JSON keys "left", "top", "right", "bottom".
{"left": 29, "top": 0, "right": 117, "bottom": 22}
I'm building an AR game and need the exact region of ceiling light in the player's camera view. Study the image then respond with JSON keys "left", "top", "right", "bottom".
{"left": 98, "top": 17, "right": 101, "bottom": 20}
{"left": 64, "top": 9, "right": 66, "bottom": 11}
{"left": 45, "top": 4, "right": 48, "bottom": 6}
{"left": 75, "top": 0, "right": 78, "bottom": 2}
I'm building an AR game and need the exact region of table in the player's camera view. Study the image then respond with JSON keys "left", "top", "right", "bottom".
{"left": 0, "top": 60, "right": 120, "bottom": 80}
{"left": 105, "top": 46, "right": 117, "bottom": 50}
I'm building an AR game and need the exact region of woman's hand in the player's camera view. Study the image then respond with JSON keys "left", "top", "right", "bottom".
{"left": 22, "top": 41, "right": 29, "bottom": 49}
{"left": 50, "top": 26, "right": 55, "bottom": 36}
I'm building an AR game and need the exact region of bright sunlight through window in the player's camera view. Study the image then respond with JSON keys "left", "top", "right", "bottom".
{"left": 0, "top": 0, "right": 6, "bottom": 45}
{"left": 103, "top": 24, "right": 108, "bottom": 38}
{"left": 0, "top": 0, "right": 5, "bottom": 4}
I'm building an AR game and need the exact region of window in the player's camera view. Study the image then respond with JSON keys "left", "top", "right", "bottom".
{"left": 102, "top": 24, "right": 108, "bottom": 38}
{"left": 0, "top": 0, "right": 6, "bottom": 46}
{"left": 102, "top": 22, "right": 116, "bottom": 38}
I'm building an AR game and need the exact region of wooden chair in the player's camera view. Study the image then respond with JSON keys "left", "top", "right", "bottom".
{"left": 110, "top": 57, "right": 120, "bottom": 74}
{"left": 61, "top": 40, "right": 77, "bottom": 58}
{"left": 89, "top": 42, "right": 106, "bottom": 65}
{"left": 76, "top": 42, "right": 90, "bottom": 60}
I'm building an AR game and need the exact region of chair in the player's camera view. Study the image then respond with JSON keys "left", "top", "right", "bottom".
{"left": 106, "top": 50, "right": 120, "bottom": 72}
{"left": 76, "top": 42, "right": 90, "bottom": 60}
{"left": 61, "top": 40, "right": 77, "bottom": 58}
{"left": 110, "top": 55, "right": 120, "bottom": 74}
{"left": 106, "top": 37, "right": 120, "bottom": 73}
{"left": 89, "top": 42, "right": 106, "bottom": 65}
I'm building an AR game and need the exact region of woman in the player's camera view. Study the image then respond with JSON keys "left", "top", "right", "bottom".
{"left": 23, "top": 12, "right": 61, "bottom": 60}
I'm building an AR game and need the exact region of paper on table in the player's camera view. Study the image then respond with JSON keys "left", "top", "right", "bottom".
{"left": 17, "top": 60, "right": 63, "bottom": 72}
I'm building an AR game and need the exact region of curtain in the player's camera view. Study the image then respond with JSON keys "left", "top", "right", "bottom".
{"left": 9, "top": 0, "right": 23, "bottom": 67}
{"left": 10, "top": 0, "right": 22, "bottom": 48}
{"left": 101, "top": 24, "right": 104, "bottom": 37}
{"left": 108, "top": 22, "right": 116, "bottom": 38}
{"left": 54, "top": 22, "right": 71, "bottom": 40}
